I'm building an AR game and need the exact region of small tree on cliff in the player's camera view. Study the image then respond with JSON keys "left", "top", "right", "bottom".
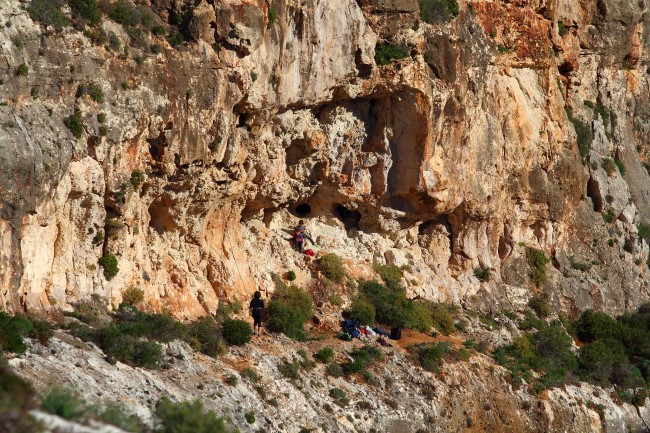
{"left": 98, "top": 254, "right": 119, "bottom": 280}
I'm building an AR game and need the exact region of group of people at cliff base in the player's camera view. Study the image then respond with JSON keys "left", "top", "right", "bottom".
{"left": 340, "top": 318, "right": 400, "bottom": 347}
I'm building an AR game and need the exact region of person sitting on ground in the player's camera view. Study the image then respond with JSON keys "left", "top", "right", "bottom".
{"left": 249, "top": 291, "right": 265, "bottom": 336}
{"left": 295, "top": 220, "right": 317, "bottom": 246}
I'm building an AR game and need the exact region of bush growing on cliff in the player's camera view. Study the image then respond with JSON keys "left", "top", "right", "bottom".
{"left": 186, "top": 316, "right": 226, "bottom": 357}
{"left": 374, "top": 43, "right": 409, "bottom": 65}
{"left": 419, "top": 0, "right": 459, "bottom": 23}
{"left": 528, "top": 294, "right": 551, "bottom": 318}
{"left": 347, "top": 297, "right": 376, "bottom": 325}
{"left": 413, "top": 341, "right": 451, "bottom": 373}
{"left": 65, "top": 109, "right": 84, "bottom": 139}
{"left": 98, "top": 254, "right": 119, "bottom": 280}
{"left": 314, "top": 346, "right": 334, "bottom": 363}
{"left": 0, "top": 364, "right": 43, "bottom": 433}
{"left": 320, "top": 253, "right": 346, "bottom": 282}
{"left": 526, "top": 248, "right": 549, "bottom": 286}
{"left": 372, "top": 263, "right": 403, "bottom": 289}
{"left": 0, "top": 313, "right": 52, "bottom": 354}
{"left": 67, "top": 0, "right": 102, "bottom": 24}
{"left": 28, "top": 0, "right": 71, "bottom": 30}
{"left": 566, "top": 108, "right": 592, "bottom": 160}
{"left": 41, "top": 388, "right": 84, "bottom": 420}
{"left": 154, "top": 397, "right": 235, "bottom": 433}
{"left": 222, "top": 319, "right": 252, "bottom": 346}
{"left": 122, "top": 286, "right": 144, "bottom": 306}
{"left": 267, "top": 286, "right": 313, "bottom": 340}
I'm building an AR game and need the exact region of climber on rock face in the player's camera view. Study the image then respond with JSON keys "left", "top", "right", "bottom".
{"left": 249, "top": 291, "right": 265, "bottom": 336}
{"left": 295, "top": 219, "right": 316, "bottom": 248}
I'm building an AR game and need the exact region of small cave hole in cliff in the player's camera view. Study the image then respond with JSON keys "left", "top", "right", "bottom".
{"left": 148, "top": 197, "right": 177, "bottom": 234}
{"left": 295, "top": 203, "right": 312, "bottom": 217}
{"left": 587, "top": 177, "right": 603, "bottom": 211}
{"left": 558, "top": 61, "right": 574, "bottom": 77}
{"left": 334, "top": 204, "right": 361, "bottom": 231}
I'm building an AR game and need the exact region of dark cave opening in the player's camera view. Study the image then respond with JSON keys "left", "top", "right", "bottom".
{"left": 295, "top": 203, "right": 312, "bottom": 217}
{"left": 334, "top": 204, "right": 361, "bottom": 231}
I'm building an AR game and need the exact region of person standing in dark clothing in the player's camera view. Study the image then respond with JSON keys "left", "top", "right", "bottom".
{"left": 249, "top": 291, "right": 265, "bottom": 336}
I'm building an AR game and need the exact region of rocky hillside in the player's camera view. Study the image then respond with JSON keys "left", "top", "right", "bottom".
{"left": 1, "top": 0, "right": 650, "bottom": 318}
{"left": 2, "top": 0, "right": 650, "bottom": 431}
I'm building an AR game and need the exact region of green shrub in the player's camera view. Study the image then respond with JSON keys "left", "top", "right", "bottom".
{"left": 519, "top": 309, "right": 544, "bottom": 331}
{"left": 348, "top": 297, "right": 375, "bottom": 325}
{"left": 602, "top": 208, "right": 616, "bottom": 223}
{"left": 566, "top": 109, "right": 593, "bottom": 160}
{"left": 372, "top": 263, "right": 403, "bottom": 289}
{"left": 0, "top": 313, "right": 34, "bottom": 354}
{"left": 530, "top": 325, "right": 577, "bottom": 382}
{"left": 28, "top": 0, "right": 71, "bottom": 30}
{"left": 130, "top": 170, "right": 145, "bottom": 189}
{"left": 167, "top": 32, "right": 182, "bottom": 47}
{"left": 342, "top": 345, "right": 382, "bottom": 375}
{"left": 614, "top": 158, "right": 626, "bottom": 176}
{"left": 278, "top": 357, "right": 301, "bottom": 380}
{"left": 404, "top": 300, "right": 434, "bottom": 332}
{"left": 419, "top": 0, "right": 459, "bottom": 23}
{"left": 320, "top": 254, "right": 346, "bottom": 282}
{"left": 569, "top": 256, "right": 591, "bottom": 272}
{"left": 155, "top": 397, "right": 234, "bottom": 433}
{"left": 314, "top": 346, "right": 334, "bottom": 363}
{"left": 579, "top": 339, "right": 628, "bottom": 385}
{"left": 122, "top": 286, "right": 144, "bottom": 306}
{"left": 113, "top": 305, "right": 186, "bottom": 343}
{"left": 267, "top": 7, "right": 277, "bottom": 28}
{"left": 528, "top": 294, "right": 551, "bottom": 318}
{"left": 69, "top": 0, "right": 102, "bottom": 23}
{"left": 96, "top": 403, "right": 146, "bottom": 433}
{"left": 98, "top": 254, "right": 119, "bottom": 280}
{"left": 65, "top": 110, "right": 84, "bottom": 139}
{"left": 244, "top": 411, "right": 255, "bottom": 424}
{"left": 602, "top": 158, "right": 617, "bottom": 176}
{"left": 326, "top": 362, "right": 344, "bottom": 377}
{"left": 573, "top": 309, "right": 621, "bottom": 343}
{"left": 374, "top": 43, "right": 408, "bottom": 65}
{"left": 29, "top": 319, "right": 53, "bottom": 345}
{"left": 132, "top": 340, "right": 164, "bottom": 369}
{"left": 267, "top": 286, "right": 313, "bottom": 340}
{"left": 286, "top": 270, "right": 296, "bottom": 281}
{"left": 186, "top": 316, "right": 224, "bottom": 357}
{"left": 15, "top": 63, "right": 29, "bottom": 77}
{"left": 241, "top": 367, "right": 261, "bottom": 383}
{"left": 41, "top": 388, "right": 83, "bottom": 420}
{"left": 427, "top": 302, "right": 456, "bottom": 334}
{"left": 223, "top": 319, "right": 252, "bottom": 346}
{"left": 526, "top": 248, "right": 549, "bottom": 286}
{"left": 329, "top": 388, "right": 349, "bottom": 407}
{"left": 473, "top": 267, "right": 491, "bottom": 282}
{"left": 414, "top": 342, "right": 451, "bottom": 373}
{"left": 330, "top": 294, "right": 343, "bottom": 306}
{"left": 224, "top": 374, "right": 238, "bottom": 386}
{"left": 638, "top": 222, "right": 650, "bottom": 242}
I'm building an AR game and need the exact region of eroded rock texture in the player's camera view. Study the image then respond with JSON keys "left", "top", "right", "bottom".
{"left": 1, "top": 0, "right": 650, "bottom": 321}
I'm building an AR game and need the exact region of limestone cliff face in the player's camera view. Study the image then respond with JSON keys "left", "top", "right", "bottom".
{"left": 1, "top": 0, "right": 650, "bottom": 320}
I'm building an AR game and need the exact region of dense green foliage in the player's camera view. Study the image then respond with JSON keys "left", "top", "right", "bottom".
{"left": 266, "top": 286, "right": 313, "bottom": 340}
{"left": 473, "top": 267, "right": 491, "bottom": 282}
{"left": 0, "top": 313, "right": 52, "bottom": 354}
{"left": 122, "top": 286, "right": 144, "bottom": 306}
{"left": 526, "top": 248, "right": 549, "bottom": 286}
{"left": 314, "top": 346, "right": 334, "bottom": 364}
{"left": 28, "top": 0, "right": 71, "bottom": 29}
{"left": 41, "top": 388, "right": 84, "bottom": 420}
{"left": 222, "top": 319, "right": 253, "bottom": 346}
{"left": 320, "top": 253, "right": 346, "bottom": 282}
{"left": 357, "top": 280, "right": 434, "bottom": 331}
{"left": 341, "top": 345, "right": 382, "bottom": 375}
{"left": 347, "top": 296, "right": 376, "bottom": 325}
{"left": 154, "top": 397, "right": 235, "bottom": 433}
{"left": 98, "top": 254, "right": 119, "bottom": 280}
{"left": 68, "top": 0, "right": 102, "bottom": 24}
{"left": 566, "top": 108, "right": 593, "bottom": 160}
{"left": 186, "top": 316, "right": 226, "bottom": 357}
{"left": 528, "top": 294, "right": 551, "bottom": 318}
{"left": 414, "top": 341, "right": 451, "bottom": 373}
{"left": 374, "top": 43, "right": 409, "bottom": 65}
{"left": 419, "top": 0, "right": 460, "bottom": 23}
